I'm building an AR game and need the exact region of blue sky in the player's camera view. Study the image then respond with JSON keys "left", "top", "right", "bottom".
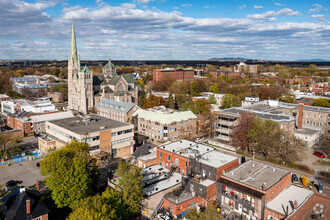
{"left": 0, "top": 0, "right": 329, "bottom": 60}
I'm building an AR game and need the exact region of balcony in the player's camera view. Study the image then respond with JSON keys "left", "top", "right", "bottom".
{"left": 222, "top": 192, "right": 255, "bottom": 211}
{"left": 215, "top": 127, "right": 231, "bottom": 133}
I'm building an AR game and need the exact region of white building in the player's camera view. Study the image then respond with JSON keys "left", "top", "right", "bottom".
{"left": 1, "top": 99, "right": 56, "bottom": 116}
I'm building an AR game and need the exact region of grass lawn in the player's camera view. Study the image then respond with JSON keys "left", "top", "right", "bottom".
{"left": 313, "top": 159, "right": 330, "bottom": 166}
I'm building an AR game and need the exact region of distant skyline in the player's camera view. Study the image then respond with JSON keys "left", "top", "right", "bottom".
{"left": 0, "top": 0, "right": 329, "bottom": 61}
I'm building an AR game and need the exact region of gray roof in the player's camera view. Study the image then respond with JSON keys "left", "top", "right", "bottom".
{"left": 224, "top": 160, "right": 290, "bottom": 191}
{"left": 49, "top": 114, "right": 132, "bottom": 135}
{"left": 266, "top": 185, "right": 313, "bottom": 216}
{"left": 95, "top": 98, "right": 137, "bottom": 114}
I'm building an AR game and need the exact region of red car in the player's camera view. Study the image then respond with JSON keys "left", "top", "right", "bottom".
{"left": 313, "top": 151, "right": 325, "bottom": 158}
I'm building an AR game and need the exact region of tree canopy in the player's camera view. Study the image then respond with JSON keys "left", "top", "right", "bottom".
{"left": 185, "top": 202, "right": 224, "bottom": 220}
{"left": 115, "top": 160, "right": 144, "bottom": 216}
{"left": 221, "top": 94, "right": 241, "bottom": 109}
{"left": 313, "top": 98, "right": 330, "bottom": 108}
{"left": 40, "top": 141, "right": 98, "bottom": 208}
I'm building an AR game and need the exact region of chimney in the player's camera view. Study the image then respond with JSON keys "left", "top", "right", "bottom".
{"left": 222, "top": 170, "right": 225, "bottom": 175}
{"left": 36, "top": 181, "right": 39, "bottom": 191}
{"left": 26, "top": 199, "right": 31, "bottom": 215}
{"left": 294, "top": 200, "right": 298, "bottom": 210}
{"left": 262, "top": 183, "right": 267, "bottom": 191}
{"left": 298, "top": 104, "right": 303, "bottom": 129}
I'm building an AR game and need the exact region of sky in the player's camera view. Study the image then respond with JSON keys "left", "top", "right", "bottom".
{"left": 0, "top": 0, "right": 329, "bottom": 61}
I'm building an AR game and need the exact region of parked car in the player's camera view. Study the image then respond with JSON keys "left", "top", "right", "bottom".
{"left": 5, "top": 180, "right": 17, "bottom": 188}
{"left": 313, "top": 151, "right": 325, "bottom": 158}
{"left": 318, "top": 183, "right": 323, "bottom": 193}
{"left": 195, "top": 138, "right": 202, "bottom": 143}
{"left": 291, "top": 174, "right": 299, "bottom": 184}
{"left": 36, "top": 162, "right": 40, "bottom": 167}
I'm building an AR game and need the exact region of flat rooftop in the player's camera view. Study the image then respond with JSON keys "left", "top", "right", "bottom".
{"left": 158, "top": 140, "right": 215, "bottom": 158}
{"left": 294, "top": 128, "right": 320, "bottom": 136}
{"left": 267, "top": 185, "right": 313, "bottom": 216}
{"left": 224, "top": 160, "right": 290, "bottom": 191}
{"left": 143, "top": 172, "right": 182, "bottom": 196}
{"left": 49, "top": 114, "right": 131, "bottom": 135}
{"left": 200, "top": 151, "right": 238, "bottom": 168}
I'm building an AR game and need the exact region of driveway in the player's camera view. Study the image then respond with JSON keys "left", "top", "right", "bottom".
{"left": 0, "top": 159, "right": 44, "bottom": 188}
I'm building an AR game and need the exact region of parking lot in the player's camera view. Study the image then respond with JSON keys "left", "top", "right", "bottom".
{"left": 0, "top": 159, "right": 44, "bottom": 188}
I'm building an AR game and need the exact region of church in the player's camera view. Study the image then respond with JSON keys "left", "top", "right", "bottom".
{"left": 68, "top": 22, "right": 139, "bottom": 114}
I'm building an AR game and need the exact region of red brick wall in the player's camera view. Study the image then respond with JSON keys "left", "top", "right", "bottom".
{"left": 207, "top": 182, "right": 217, "bottom": 200}
{"left": 137, "top": 157, "right": 158, "bottom": 168}
{"left": 163, "top": 196, "right": 208, "bottom": 217}
{"left": 100, "top": 129, "right": 112, "bottom": 153}
{"left": 157, "top": 148, "right": 189, "bottom": 174}
{"left": 216, "top": 158, "right": 240, "bottom": 180}
{"left": 6, "top": 115, "right": 32, "bottom": 135}
{"left": 265, "top": 172, "right": 291, "bottom": 202}
{"left": 153, "top": 70, "right": 194, "bottom": 82}
{"left": 264, "top": 207, "right": 286, "bottom": 220}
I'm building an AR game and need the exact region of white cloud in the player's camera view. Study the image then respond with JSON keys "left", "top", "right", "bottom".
{"left": 173, "top": 6, "right": 179, "bottom": 10}
{"left": 137, "top": 0, "right": 154, "bottom": 4}
{"left": 247, "top": 8, "right": 301, "bottom": 21}
{"left": 181, "top": 3, "right": 192, "bottom": 8}
{"left": 274, "top": 2, "right": 283, "bottom": 6}
{"left": 0, "top": 0, "right": 329, "bottom": 60}
{"left": 254, "top": 5, "right": 263, "bottom": 9}
{"left": 309, "top": 4, "right": 328, "bottom": 13}
{"left": 238, "top": 4, "right": 246, "bottom": 10}
{"left": 203, "top": 5, "right": 210, "bottom": 9}
{"left": 310, "top": 14, "right": 326, "bottom": 21}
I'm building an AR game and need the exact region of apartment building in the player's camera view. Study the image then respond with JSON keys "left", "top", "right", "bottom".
{"left": 217, "top": 160, "right": 292, "bottom": 220}
{"left": 153, "top": 68, "right": 194, "bottom": 82}
{"left": 133, "top": 106, "right": 197, "bottom": 142}
{"left": 6, "top": 114, "right": 33, "bottom": 135}
{"left": 39, "top": 114, "right": 134, "bottom": 157}
{"left": 95, "top": 98, "right": 139, "bottom": 123}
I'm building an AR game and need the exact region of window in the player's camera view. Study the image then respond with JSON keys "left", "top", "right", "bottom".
{"left": 185, "top": 161, "right": 188, "bottom": 167}
{"left": 176, "top": 158, "right": 179, "bottom": 165}
{"left": 320, "top": 115, "right": 323, "bottom": 119}
{"left": 168, "top": 155, "right": 170, "bottom": 161}
{"left": 313, "top": 121, "right": 316, "bottom": 126}
{"left": 199, "top": 188, "right": 202, "bottom": 193}
{"left": 178, "top": 168, "right": 180, "bottom": 173}
{"left": 306, "top": 120, "right": 310, "bottom": 125}
{"left": 166, "top": 163, "right": 168, "bottom": 169}
{"left": 182, "top": 169, "right": 184, "bottom": 175}
{"left": 112, "top": 149, "right": 117, "bottom": 157}
{"left": 320, "top": 122, "right": 323, "bottom": 127}
{"left": 160, "top": 152, "right": 162, "bottom": 158}
{"left": 314, "top": 114, "right": 316, "bottom": 118}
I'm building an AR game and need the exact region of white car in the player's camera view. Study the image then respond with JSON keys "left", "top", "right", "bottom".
{"left": 195, "top": 138, "right": 202, "bottom": 143}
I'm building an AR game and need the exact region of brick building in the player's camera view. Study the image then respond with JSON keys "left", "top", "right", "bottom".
{"left": 133, "top": 106, "right": 197, "bottom": 142}
{"left": 153, "top": 68, "right": 194, "bottom": 82}
{"left": 39, "top": 114, "right": 134, "bottom": 157}
{"left": 150, "top": 140, "right": 239, "bottom": 218}
{"left": 6, "top": 114, "right": 33, "bottom": 135}
{"left": 210, "top": 71, "right": 245, "bottom": 80}
{"left": 217, "top": 160, "right": 292, "bottom": 220}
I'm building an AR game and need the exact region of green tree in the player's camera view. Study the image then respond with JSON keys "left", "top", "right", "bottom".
{"left": 218, "top": 75, "right": 229, "bottom": 82}
{"left": 185, "top": 202, "right": 224, "bottom": 220}
{"left": 190, "top": 81, "right": 200, "bottom": 96}
{"left": 313, "top": 98, "right": 330, "bottom": 108}
{"left": 207, "top": 95, "right": 217, "bottom": 104}
{"left": 221, "top": 94, "right": 241, "bottom": 109}
{"left": 40, "top": 141, "right": 98, "bottom": 208}
{"left": 68, "top": 189, "right": 128, "bottom": 220}
{"left": 139, "top": 89, "right": 146, "bottom": 107}
{"left": 168, "top": 92, "right": 175, "bottom": 109}
{"left": 0, "top": 133, "right": 17, "bottom": 157}
{"left": 115, "top": 161, "right": 144, "bottom": 216}
{"left": 280, "top": 95, "right": 297, "bottom": 104}
{"left": 209, "top": 84, "right": 220, "bottom": 94}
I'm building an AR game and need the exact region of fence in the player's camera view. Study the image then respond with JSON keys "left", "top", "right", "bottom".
{"left": 0, "top": 151, "right": 42, "bottom": 167}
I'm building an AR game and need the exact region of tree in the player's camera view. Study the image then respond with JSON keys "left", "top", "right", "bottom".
{"left": 209, "top": 83, "right": 220, "bottom": 94}
{"left": 139, "top": 89, "right": 146, "bottom": 107}
{"left": 319, "top": 133, "right": 330, "bottom": 156}
{"left": 168, "top": 92, "right": 175, "bottom": 109}
{"left": 0, "top": 133, "right": 17, "bottom": 158}
{"left": 221, "top": 94, "right": 241, "bottom": 109}
{"left": 190, "top": 81, "right": 200, "bottom": 96}
{"left": 68, "top": 189, "right": 129, "bottom": 220}
{"left": 143, "top": 94, "right": 168, "bottom": 109}
{"left": 115, "top": 161, "right": 144, "bottom": 216}
{"left": 185, "top": 202, "right": 224, "bottom": 220}
{"left": 207, "top": 95, "right": 217, "bottom": 104}
{"left": 313, "top": 98, "right": 330, "bottom": 108}
{"left": 180, "top": 99, "right": 210, "bottom": 114}
{"left": 231, "top": 112, "right": 255, "bottom": 153}
{"left": 280, "top": 95, "right": 296, "bottom": 104}
{"left": 40, "top": 141, "right": 98, "bottom": 208}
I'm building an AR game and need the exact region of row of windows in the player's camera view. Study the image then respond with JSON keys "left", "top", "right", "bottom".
{"left": 112, "top": 129, "right": 132, "bottom": 136}
{"left": 48, "top": 126, "right": 74, "bottom": 140}
{"left": 305, "top": 120, "right": 323, "bottom": 127}
{"left": 112, "top": 137, "right": 131, "bottom": 146}
{"left": 159, "top": 152, "right": 188, "bottom": 167}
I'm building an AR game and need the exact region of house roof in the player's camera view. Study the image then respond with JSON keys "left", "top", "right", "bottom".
{"left": 133, "top": 142, "right": 157, "bottom": 158}
{"left": 122, "top": 74, "right": 135, "bottom": 84}
{"left": 266, "top": 185, "right": 313, "bottom": 216}
{"left": 95, "top": 98, "right": 137, "bottom": 114}
{"left": 109, "top": 75, "right": 121, "bottom": 85}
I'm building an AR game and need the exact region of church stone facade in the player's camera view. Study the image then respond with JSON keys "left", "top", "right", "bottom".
{"left": 68, "top": 22, "right": 139, "bottom": 114}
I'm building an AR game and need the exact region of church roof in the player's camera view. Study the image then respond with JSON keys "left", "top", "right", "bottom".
{"left": 96, "top": 98, "right": 137, "bottom": 114}
{"left": 104, "top": 60, "right": 116, "bottom": 69}
{"left": 122, "top": 74, "right": 135, "bottom": 84}
{"left": 109, "top": 75, "right": 121, "bottom": 85}
{"left": 103, "top": 86, "right": 114, "bottom": 93}
{"left": 81, "top": 65, "right": 92, "bottom": 73}
{"left": 93, "top": 75, "right": 103, "bottom": 86}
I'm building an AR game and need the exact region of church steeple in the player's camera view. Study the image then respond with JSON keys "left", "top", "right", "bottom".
{"left": 69, "top": 20, "right": 79, "bottom": 66}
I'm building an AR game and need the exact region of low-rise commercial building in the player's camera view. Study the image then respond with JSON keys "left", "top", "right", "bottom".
{"left": 153, "top": 68, "right": 194, "bottom": 82}
{"left": 133, "top": 106, "right": 197, "bottom": 142}
{"left": 1, "top": 98, "right": 56, "bottom": 116}
{"left": 39, "top": 114, "right": 134, "bottom": 157}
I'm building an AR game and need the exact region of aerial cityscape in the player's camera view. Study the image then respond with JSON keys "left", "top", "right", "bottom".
{"left": 0, "top": 0, "right": 329, "bottom": 220}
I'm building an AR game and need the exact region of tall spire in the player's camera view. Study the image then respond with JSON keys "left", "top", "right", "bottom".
{"left": 69, "top": 20, "right": 79, "bottom": 66}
